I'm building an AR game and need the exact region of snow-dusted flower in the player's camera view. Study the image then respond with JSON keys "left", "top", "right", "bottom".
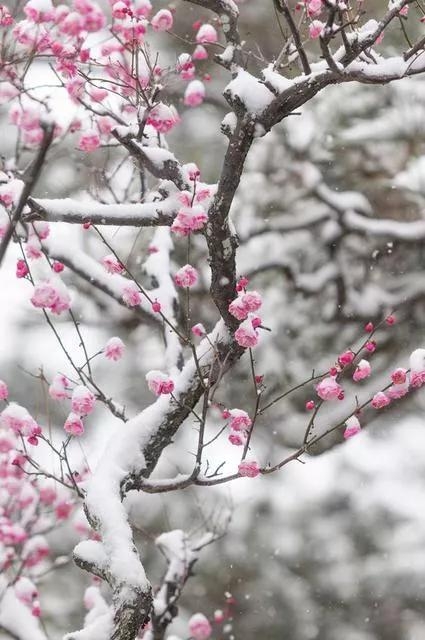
{"left": 0, "top": 403, "right": 39, "bottom": 436}
{"left": 0, "top": 380, "right": 8, "bottom": 401}
{"left": 352, "top": 359, "right": 371, "bottom": 381}
{"left": 30, "top": 278, "right": 71, "bottom": 315}
{"left": 238, "top": 459, "right": 260, "bottom": 478}
{"left": 151, "top": 8, "right": 173, "bottom": 31}
{"left": 189, "top": 612, "right": 212, "bottom": 640}
{"left": 228, "top": 409, "right": 252, "bottom": 431}
{"left": 49, "top": 374, "right": 70, "bottom": 400}
{"left": 171, "top": 205, "right": 208, "bottom": 236}
{"left": 229, "top": 291, "right": 262, "bottom": 320}
{"left": 146, "top": 370, "right": 174, "bottom": 395}
{"left": 78, "top": 131, "right": 100, "bottom": 152}
{"left": 191, "top": 323, "right": 206, "bottom": 337}
{"left": 71, "top": 385, "right": 95, "bottom": 415}
{"left": 184, "top": 80, "right": 205, "bottom": 107}
{"left": 309, "top": 19, "right": 324, "bottom": 39}
{"left": 391, "top": 367, "right": 407, "bottom": 384}
{"left": 228, "top": 431, "right": 247, "bottom": 446}
{"left": 234, "top": 317, "right": 258, "bottom": 348}
{"left": 64, "top": 412, "right": 84, "bottom": 436}
{"left": 174, "top": 264, "right": 198, "bottom": 288}
{"left": 14, "top": 577, "right": 38, "bottom": 606}
{"left": 22, "top": 535, "right": 49, "bottom": 567}
{"left": 343, "top": 415, "right": 361, "bottom": 439}
{"left": 122, "top": 282, "right": 142, "bottom": 307}
{"left": 409, "top": 348, "right": 425, "bottom": 388}
{"left": 315, "top": 377, "right": 342, "bottom": 400}
{"left": 193, "top": 44, "right": 208, "bottom": 60}
{"left": 196, "top": 23, "right": 218, "bottom": 44}
{"left": 101, "top": 254, "right": 124, "bottom": 274}
{"left": 104, "top": 336, "right": 125, "bottom": 361}
{"left": 371, "top": 391, "right": 390, "bottom": 409}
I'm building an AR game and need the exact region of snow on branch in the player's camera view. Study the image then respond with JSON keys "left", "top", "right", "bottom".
{"left": 344, "top": 210, "right": 425, "bottom": 241}
{"left": 27, "top": 197, "right": 178, "bottom": 227}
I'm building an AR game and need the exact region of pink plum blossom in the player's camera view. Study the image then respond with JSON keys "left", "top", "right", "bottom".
{"left": 174, "top": 264, "right": 198, "bottom": 288}
{"left": 338, "top": 349, "right": 355, "bottom": 367}
{"left": 387, "top": 381, "right": 409, "bottom": 400}
{"left": 104, "top": 337, "right": 125, "bottom": 361}
{"left": 78, "top": 131, "right": 100, "bottom": 152}
{"left": 315, "top": 377, "right": 342, "bottom": 400}
{"left": 64, "top": 412, "right": 84, "bottom": 436}
{"left": 71, "top": 385, "right": 95, "bottom": 415}
{"left": 309, "top": 20, "right": 324, "bottom": 38}
{"left": 409, "top": 349, "right": 425, "bottom": 388}
{"left": 228, "top": 431, "right": 247, "bottom": 446}
{"left": 151, "top": 9, "right": 173, "bottom": 31}
{"left": 352, "top": 359, "right": 371, "bottom": 381}
{"left": 234, "top": 317, "right": 259, "bottom": 348}
{"left": 391, "top": 368, "right": 407, "bottom": 384}
{"left": 101, "top": 255, "right": 125, "bottom": 274}
{"left": 184, "top": 80, "right": 206, "bottom": 107}
{"left": 228, "top": 409, "right": 252, "bottom": 431}
{"left": 193, "top": 44, "right": 208, "bottom": 60}
{"left": 343, "top": 415, "right": 361, "bottom": 439}
{"left": 189, "top": 613, "right": 212, "bottom": 640}
{"left": 146, "top": 370, "right": 174, "bottom": 395}
{"left": 238, "top": 459, "right": 260, "bottom": 478}
{"left": 371, "top": 391, "right": 390, "bottom": 409}
{"left": 196, "top": 23, "right": 218, "bottom": 44}
{"left": 0, "top": 403, "right": 39, "bottom": 437}
{"left": 122, "top": 283, "right": 142, "bottom": 307}
{"left": 49, "top": 374, "right": 70, "bottom": 400}
{"left": 0, "top": 380, "right": 8, "bottom": 401}
{"left": 192, "top": 323, "right": 206, "bottom": 337}
{"left": 171, "top": 205, "right": 208, "bottom": 235}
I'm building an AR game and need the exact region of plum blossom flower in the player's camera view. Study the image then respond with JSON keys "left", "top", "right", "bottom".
{"left": 193, "top": 44, "right": 208, "bottom": 60}
{"left": 228, "top": 409, "right": 252, "bottom": 431}
{"left": 192, "top": 323, "right": 206, "bottom": 337}
{"left": 71, "top": 385, "right": 95, "bottom": 415}
{"left": 0, "top": 403, "right": 39, "bottom": 437}
{"left": 30, "top": 278, "right": 71, "bottom": 315}
{"left": 101, "top": 253, "right": 124, "bottom": 273}
{"left": 409, "top": 348, "right": 425, "bottom": 388}
{"left": 146, "top": 370, "right": 174, "bottom": 395}
{"left": 309, "top": 19, "right": 324, "bottom": 38}
{"left": 391, "top": 368, "right": 407, "bottom": 384}
{"left": 22, "top": 535, "right": 49, "bottom": 567}
{"left": 352, "top": 359, "right": 371, "bottom": 381}
{"left": 338, "top": 349, "right": 355, "bottom": 367}
{"left": 387, "top": 381, "right": 409, "bottom": 400}
{"left": 306, "top": 0, "right": 323, "bottom": 16}
{"left": 78, "top": 131, "right": 100, "bottom": 152}
{"left": 122, "top": 283, "right": 142, "bottom": 307}
{"left": 238, "top": 459, "right": 260, "bottom": 478}
{"left": 343, "top": 415, "right": 361, "bottom": 439}
{"left": 228, "top": 431, "right": 247, "bottom": 446}
{"left": 16, "top": 259, "right": 29, "bottom": 278}
{"left": 234, "top": 317, "right": 259, "bottom": 348}
{"left": 147, "top": 103, "right": 180, "bottom": 134}
{"left": 14, "top": 577, "right": 38, "bottom": 607}
{"left": 49, "top": 374, "right": 70, "bottom": 400}
{"left": 104, "top": 336, "right": 125, "bottom": 361}
{"left": 151, "top": 9, "right": 173, "bottom": 31}
{"left": 315, "top": 376, "right": 342, "bottom": 400}
{"left": 184, "top": 80, "right": 206, "bottom": 107}
{"left": 174, "top": 264, "right": 198, "bottom": 288}
{"left": 189, "top": 613, "right": 212, "bottom": 640}
{"left": 0, "top": 380, "right": 8, "bottom": 401}
{"left": 64, "top": 412, "right": 84, "bottom": 436}
{"left": 371, "top": 391, "right": 390, "bottom": 409}
{"left": 229, "top": 291, "right": 262, "bottom": 321}
{"left": 196, "top": 23, "right": 218, "bottom": 44}
{"left": 171, "top": 205, "right": 208, "bottom": 236}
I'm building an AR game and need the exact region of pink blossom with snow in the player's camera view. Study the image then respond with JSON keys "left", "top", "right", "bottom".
{"left": 228, "top": 409, "right": 252, "bottom": 431}
{"left": 238, "top": 459, "right": 260, "bottom": 478}
{"left": 49, "top": 374, "right": 70, "bottom": 400}
{"left": 196, "top": 23, "right": 218, "bottom": 44}
{"left": 343, "top": 415, "right": 361, "bottom": 439}
{"left": 309, "top": 20, "right": 324, "bottom": 38}
{"left": 371, "top": 391, "right": 391, "bottom": 409}
{"left": 122, "top": 283, "right": 142, "bottom": 307}
{"left": 315, "top": 377, "right": 342, "bottom": 400}
{"left": 0, "top": 403, "right": 39, "bottom": 436}
{"left": 189, "top": 612, "right": 212, "bottom": 640}
{"left": 184, "top": 80, "right": 206, "bottom": 107}
{"left": 234, "top": 317, "right": 259, "bottom": 348}
{"left": 174, "top": 264, "right": 198, "bottom": 288}
{"left": 71, "top": 385, "right": 96, "bottom": 415}
{"left": 409, "top": 349, "right": 425, "bottom": 388}
{"left": 146, "top": 370, "right": 174, "bottom": 395}
{"left": 78, "top": 131, "right": 100, "bottom": 152}
{"left": 64, "top": 412, "right": 85, "bottom": 436}
{"left": 104, "top": 336, "right": 125, "bottom": 361}
{"left": 0, "top": 380, "right": 8, "bottom": 401}
{"left": 352, "top": 359, "right": 371, "bottom": 381}
{"left": 151, "top": 9, "right": 173, "bottom": 31}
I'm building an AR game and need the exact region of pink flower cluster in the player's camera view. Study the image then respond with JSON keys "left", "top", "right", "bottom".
{"left": 228, "top": 291, "right": 262, "bottom": 321}
{"left": 238, "top": 459, "right": 260, "bottom": 478}
{"left": 103, "top": 336, "right": 125, "bottom": 361}
{"left": 189, "top": 613, "right": 212, "bottom": 640}
{"left": 30, "top": 278, "right": 71, "bottom": 315}
{"left": 343, "top": 415, "right": 361, "bottom": 440}
{"left": 226, "top": 408, "right": 252, "bottom": 447}
{"left": 171, "top": 204, "right": 208, "bottom": 236}
{"left": 316, "top": 376, "right": 343, "bottom": 401}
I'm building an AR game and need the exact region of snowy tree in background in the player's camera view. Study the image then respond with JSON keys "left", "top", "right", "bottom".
{"left": 1, "top": 0, "right": 425, "bottom": 639}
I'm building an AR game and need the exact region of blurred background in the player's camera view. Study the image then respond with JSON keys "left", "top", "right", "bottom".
{"left": 1, "top": 0, "right": 425, "bottom": 638}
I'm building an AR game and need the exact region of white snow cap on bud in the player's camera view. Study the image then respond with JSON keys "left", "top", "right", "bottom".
{"left": 14, "top": 577, "right": 38, "bottom": 605}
